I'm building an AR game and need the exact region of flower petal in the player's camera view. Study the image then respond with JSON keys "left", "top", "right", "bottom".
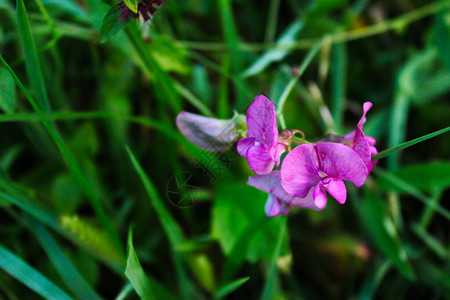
{"left": 315, "top": 143, "right": 368, "bottom": 187}
{"left": 313, "top": 184, "right": 327, "bottom": 210}
{"left": 325, "top": 178, "right": 347, "bottom": 204}
{"left": 271, "top": 143, "right": 287, "bottom": 166}
{"left": 247, "top": 144, "right": 276, "bottom": 175}
{"left": 281, "top": 144, "right": 322, "bottom": 198}
{"left": 176, "top": 112, "right": 238, "bottom": 152}
{"left": 264, "top": 195, "right": 281, "bottom": 217}
{"left": 237, "top": 137, "right": 256, "bottom": 158}
{"left": 246, "top": 95, "right": 278, "bottom": 148}
{"left": 247, "top": 171, "right": 322, "bottom": 210}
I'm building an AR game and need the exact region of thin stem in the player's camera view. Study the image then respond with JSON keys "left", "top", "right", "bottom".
{"left": 176, "top": 2, "right": 449, "bottom": 52}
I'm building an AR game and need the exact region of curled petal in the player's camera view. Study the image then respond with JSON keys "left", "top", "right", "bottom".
{"left": 324, "top": 178, "right": 347, "bottom": 204}
{"left": 280, "top": 144, "right": 322, "bottom": 198}
{"left": 353, "top": 128, "right": 374, "bottom": 172}
{"left": 271, "top": 143, "right": 287, "bottom": 166}
{"left": 246, "top": 95, "right": 278, "bottom": 148}
{"left": 313, "top": 184, "right": 327, "bottom": 210}
{"left": 176, "top": 112, "right": 238, "bottom": 152}
{"left": 315, "top": 143, "right": 368, "bottom": 187}
{"left": 237, "top": 137, "right": 256, "bottom": 158}
{"left": 247, "top": 144, "right": 276, "bottom": 175}
{"left": 264, "top": 195, "right": 281, "bottom": 217}
{"left": 357, "top": 102, "right": 373, "bottom": 129}
{"left": 248, "top": 171, "right": 322, "bottom": 211}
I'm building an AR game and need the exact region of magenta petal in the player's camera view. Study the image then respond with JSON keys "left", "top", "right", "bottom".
{"left": 237, "top": 137, "right": 256, "bottom": 158}
{"left": 247, "top": 171, "right": 322, "bottom": 211}
{"left": 246, "top": 95, "right": 278, "bottom": 148}
{"left": 315, "top": 143, "right": 368, "bottom": 187}
{"left": 264, "top": 195, "right": 281, "bottom": 217}
{"left": 313, "top": 184, "right": 327, "bottom": 209}
{"left": 288, "top": 188, "right": 323, "bottom": 210}
{"left": 247, "top": 144, "right": 276, "bottom": 175}
{"left": 176, "top": 112, "right": 238, "bottom": 152}
{"left": 357, "top": 102, "right": 373, "bottom": 128}
{"left": 271, "top": 143, "right": 287, "bottom": 166}
{"left": 281, "top": 144, "right": 322, "bottom": 198}
{"left": 353, "top": 129, "right": 373, "bottom": 172}
{"left": 325, "top": 178, "right": 347, "bottom": 204}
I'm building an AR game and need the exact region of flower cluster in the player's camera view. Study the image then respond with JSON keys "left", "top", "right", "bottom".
{"left": 176, "top": 95, "right": 377, "bottom": 217}
{"left": 239, "top": 96, "right": 377, "bottom": 216}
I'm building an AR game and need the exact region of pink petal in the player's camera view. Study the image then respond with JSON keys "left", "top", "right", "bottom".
{"left": 176, "top": 112, "right": 238, "bottom": 152}
{"left": 280, "top": 144, "right": 322, "bottom": 198}
{"left": 246, "top": 95, "right": 278, "bottom": 148}
{"left": 315, "top": 143, "right": 368, "bottom": 187}
{"left": 247, "top": 171, "right": 322, "bottom": 210}
{"left": 313, "top": 184, "right": 327, "bottom": 209}
{"left": 288, "top": 188, "right": 323, "bottom": 211}
{"left": 353, "top": 128, "right": 373, "bottom": 172}
{"left": 271, "top": 143, "right": 287, "bottom": 166}
{"left": 247, "top": 144, "right": 276, "bottom": 175}
{"left": 325, "top": 178, "right": 347, "bottom": 204}
{"left": 264, "top": 195, "right": 281, "bottom": 217}
{"left": 237, "top": 137, "right": 256, "bottom": 158}
{"left": 357, "top": 102, "right": 373, "bottom": 129}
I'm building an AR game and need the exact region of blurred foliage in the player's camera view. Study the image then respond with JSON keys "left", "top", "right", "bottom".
{"left": 0, "top": 0, "right": 449, "bottom": 299}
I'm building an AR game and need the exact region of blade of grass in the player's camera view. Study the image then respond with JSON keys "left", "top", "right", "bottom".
{"left": 372, "top": 167, "right": 450, "bottom": 221}
{"left": 28, "top": 217, "right": 102, "bottom": 300}
{"left": 358, "top": 261, "right": 391, "bottom": 300}
{"left": 372, "top": 126, "right": 450, "bottom": 161}
{"left": 0, "top": 55, "right": 122, "bottom": 255}
{"left": 125, "top": 226, "right": 156, "bottom": 300}
{"left": 126, "top": 146, "right": 195, "bottom": 299}
{"left": 214, "top": 277, "right": 250, "bottom": 299}
{"left": 276, "top": 41, "right": 322, "bottom": 129}
{"left": 330, "top": 43, "right": 347, "bottom": 133}
{"left": 411, "top": 223, "right": 447, "bottom": 259}
{"left": 264, "top": 0, "right": 281, "bottom": 42}
{"left": 0, "top": 244, "right": 73, "bottom": 300}
{"left": 16, "top": 0, "right": 51, "bottom": 111}
{"left": 260, "top": 218, "right": 287, "bottom": 300}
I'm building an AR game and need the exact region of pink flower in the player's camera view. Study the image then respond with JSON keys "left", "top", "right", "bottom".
{"left": 344, "top": 102, "right": 378, "bottom": 172}
{"left": 237, "top": 95, "right": 286, "bottom": 175}
{"left": 247, "top": 171, "right": 322, "bottom": 217}
{"left": 280, "top": 143, "right": 368, "bottom": 209}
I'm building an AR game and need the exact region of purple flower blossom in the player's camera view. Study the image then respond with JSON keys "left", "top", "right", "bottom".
{"left": 247, "top": 171, "right": 322, "bottom": 217}
{"left": 280, "top": 143, "right": 368, "bottom": 209}
{"left": 176, "top": 112, "right": 239, "bottom": 152}
{"left": 237, "top": 95, "right": 286, "bottom": 175}
{"left": 344, "top": 102, "right": 378, "bottom": 172}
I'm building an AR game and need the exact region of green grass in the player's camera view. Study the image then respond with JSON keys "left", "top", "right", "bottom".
{"left": 0, "top": 0, "right": 449, "bottom": 299}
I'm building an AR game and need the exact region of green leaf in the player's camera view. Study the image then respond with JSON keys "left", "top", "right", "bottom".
{"left": 361, "top": 192, "right": 415, "bottom": 279}
{"left": 0, "top": 244, "right": 73, "bottom": 300}
{"left": 28, "top": 218, "right": 102, "bottom": 300}
{"left": 0, "top": 67, "right": 16, "bottom": 112}
{"left": 123, "top": 0, "right": 137, "bottom": 13}
{"left": 377, "top": 161, "right": 450, "bottom": 193}
{"left": 214, "top": 277, "right": 250, "bottom": 299}
{"left": 16, "top": 0, "right": 50, "bottom": 112}
{"left": 373, "top": 127, "right": 450, "bottom": 161}
{"left": 212, "top": 180, "right": 289, "bottom": 264}
{"left": 100, "top": 5, "right": 127, "bottom": 42}
{"left": 242, "top": 20, "right": 303, "bottom": 77}
{"left": 125, "top": 227, "right": 155, "bottom": 300}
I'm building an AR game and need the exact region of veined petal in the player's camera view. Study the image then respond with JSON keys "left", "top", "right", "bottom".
{"left": 237, "top": 137, "right": 256, "bottom": 158}
{"left": 313, "top": 184, "right": 327, "bottom": 210}
{"left": 353, "top": 128, "right": 373, "bottom": 172}
{"left": 281, "top": 144, "right": 322, "bottom": 198}
{"left": 315, "top": 143, "right": 368, "bottom": 187}
{"left": 247, "top": 144, "right": 276, "bottom": 175}
{"left": 176, "top": 112, "right": 238, "bottom": 152}
{"left": 324, "top": 178, "right": 347, "bottom": 204}
{"left": 246, "top": 95, "right": 278, "bottom": 148}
